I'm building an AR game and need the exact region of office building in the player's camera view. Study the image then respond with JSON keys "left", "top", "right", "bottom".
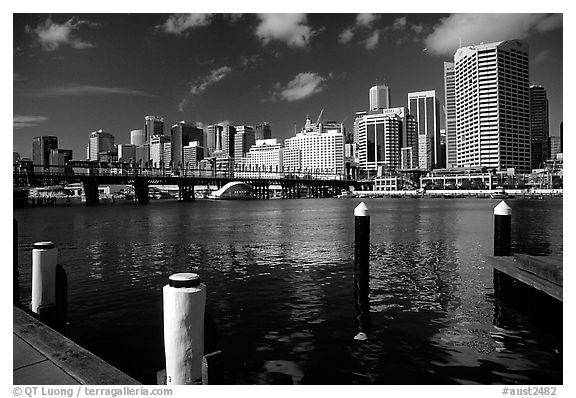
{"left": 530, "top": 85, "right": 549, "bottom": 170}
{"left": 88, "top": 130, "right": 115, "bottom": 161}
{"left": 408, "top": 90, "right": 441, "bottom": 171}
{"left": 171, "top": 121, "right": 204, "bottom": 169}
{"left": 234, "top": 125, "right": 256, "bottom": 159}
{"left": 355, "top": 107, "right": 405, "bottom": 172}
{"left": 283, "top": 117, "right": 345, "bottom": 176}
{"left": 32, "top": 136, "right": 58, "bottom": 171}
{"left": 117, "top": 144, "right": 137, "bottom": 163}
{"left": 49, "top": 149, "right": 72, "bottom": 173}
{"left": 255, "top": 122, "right": 272, "bottom": 141}
{"left": 549, "top": 136, "right": 562, "bottom": 160}
{"left": 402, "top": 114, "right": 419, "bottom": 169}
{"left": 245, "top": 139, "right": 284, "bottom": 176}
{"left": 369, "top": 84, "right": 391, "bottom": 110}
{"left": 135, "top": 144, "right": 150, "bottom": 167}
{"left": 183, "top": 142, "right": 204, "bottom": 168}
{"left": 130, "top": 129, "right": 145, "bottom": 146}
{"left": 144, "top": 116, "right": 164, "bottom": 142}
{"left": 150, "top": 135, "right": 171, "bottom": 168}
{"left": 221, "top": 125, "right": 236, "bottom": 158}
{"left": 444, "top": 62, "right": 457, "bottom": 168}
{"left": 454, "top": 40, "right": 530, "bottom": 173}
{"left": 205, "top": 125, "right": 223, "bottom": 158}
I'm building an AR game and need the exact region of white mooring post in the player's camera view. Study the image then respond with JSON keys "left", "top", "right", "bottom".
{"left": 31, "top": 241, "right": 58, "bottom": 314}
{"left": 354, "top": 202, "right": 370, "bottom": 341}
{"left": 494, "top": 201, "right": 512, "bottom": 256}
{"left": 163, "top": 273, "right": 206, "bottom": 385}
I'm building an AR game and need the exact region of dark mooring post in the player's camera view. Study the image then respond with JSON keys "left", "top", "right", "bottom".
{"left": 493, "top": 201, "right": 512, "bottom": 256}
{"left": 354, "top": 202, "right": 370, "bottom": 341}
{"left": 14, "top": 219, "right": 20, "bottom": 307}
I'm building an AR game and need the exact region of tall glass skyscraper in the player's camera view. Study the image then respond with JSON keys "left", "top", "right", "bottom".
{"left": 32, "top": 136, "right": 58, "bottom": 171}
{"left": 454, "top": 40, "right": 530, "bottom": 173}
{"left": 144, "top": 115, "right": 164, "bottom": 142}
{"left": 443, "top": 62, "right": 457, "bottom": 168}
{"left": 88, "top": 130, "right": 115, "bottom": 161}
{"left": 171, "top": 121, "right": 204, "bottom": 168}
{"left": 529, "top": 85, "right": 549, "bottom": 169}
{"left": 407, "top": 90, "right": 441, "bottom": 171}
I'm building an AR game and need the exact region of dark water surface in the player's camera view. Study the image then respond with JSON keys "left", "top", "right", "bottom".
{"left": 14, "top": 197, "right": 563, "bottom": 384}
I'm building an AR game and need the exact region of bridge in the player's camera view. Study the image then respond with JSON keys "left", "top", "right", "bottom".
{"left": 14, "top": 167, "right": 367, "bottom": 205}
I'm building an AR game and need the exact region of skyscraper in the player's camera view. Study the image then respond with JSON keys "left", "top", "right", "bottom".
{"left": 356, "top": 107, "right": 405, "bottom": 172}
{"left": 130, "top": 129, "right": 145, "bottom": 146}
{"left": 88, "top": 130, "right": 115, "bottom": 161}
{"left": 205, "top": 125, "right": 223, "bottom": 157}
{"left": 408, "top": 90, "right": 441, "bottom": 171}
{"left": 150, "top": 135, "right": 170, "bottom": 168}
{"left": 32, "top": 136, "right": 58, "bottom": 171}
{"left": 255, "top": 122, "right": 272, "bottom": 141}
{"left": 369, "top": 84, "right": 391, "bottom": 110}
{"left": 221, "top": 125, "right": 236, "bottom": 158}
{"left": 529, "top": 85, "right": 549, "bottom": 170}
{"left": 454, "top": 40, "right": 530, "bottom": 173}
{"left": 171, "top": 121, "right": 204, "bottom": 169}
{"left": 234, "top": 125, "right": 255, "bottom": 159}
{"left": 443, "top": 62, "right": 457, "bottom": 168}
{"left": 144, "top": 116, "right": 164, "bottom": 142}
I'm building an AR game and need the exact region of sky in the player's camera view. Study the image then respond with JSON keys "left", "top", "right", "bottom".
{"left": 12, "top": 11, "right": 563, "bottom": 160}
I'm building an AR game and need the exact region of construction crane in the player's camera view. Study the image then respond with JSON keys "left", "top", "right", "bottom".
{"left": 316, "top": 109, "right": 324, "bottom": 125}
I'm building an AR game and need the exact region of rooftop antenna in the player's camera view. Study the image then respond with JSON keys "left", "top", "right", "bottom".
{"left": 459, "top": 37, "right": 462, "bottom": 48}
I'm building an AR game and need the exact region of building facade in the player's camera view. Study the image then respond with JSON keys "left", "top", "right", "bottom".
{"left": 130, "top": 129, "right": 145, "bottom": 146}
{"left": 88, "top": 130, "right": 115, "bottom": 161}
{"left": 183, "top": 142, "right": 204, "bottom": 168}
{"left": 49, "top": 149, "right": 72, "bottom": 173}
{"left": 369, "top": 84, "right": 391, "bottom": 110}
{"left": 408, "top": 90, "right": 441, "bottom": 171}
{"left": 454, "top": 40, "right": 530, "bottom": 173}
{"left": 245, "top": 139, "right": 284, "bottom": 176}
{"left": 117, "top": 144, "right": 137, "bottom": 163}
{"left": 144, "top": 116, "right": 164, "bottom": 142}
{"left": 150, "top": 135, "right": 171, "bottom": 168}
{"left": 171, "top": 121, "right": 204, "bottom": 169}
{"left": 355, "top": 107, "right": 405, "bottom": 172}
{"left": 234, "top": 125, "right": 256, "bottom": 159}
{"left": 444, "top": 62, "right": 457, "bottom": 168}
{"left": 529, "top": 85, "right": 549, "bottom": 170}
{"left": 32, "top": 136, "right": 58, "bottom": 171}
{"left": 255, "top": 122, "right": 272, "bottom": 141}
{"left": 221, "top": 125, "right": 236, "bottom": 158}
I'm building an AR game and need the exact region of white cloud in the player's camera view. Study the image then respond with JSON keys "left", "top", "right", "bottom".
{"left": 271, "top": 72, "right": 329, "bottom": 102}
{"left": 392, "top": 16, "right": 407, "bottom": 30}
{"left": 157, "top": 14, "right": 213, "bottom": 35}
{"left": 26, "top": 17, "right": 94, "bottom": 51}
{"left": 338, "top": 27, "right": 354, "bottom": 44}
{"left": 364, "top": 31, "right": 380, "bottom": 50}
{"left": 255, "top": 14, "right": 314, "bottom": 48}
{"left": 356, "top": 14, "right": 380, "bottom": 28}
{"left": 424, "top": 13, "right": 563, "bottom": 56}
{"left": 19, "top": 84, "right": 155, "bottom": 97}
{"left": 188, "top": 66, "right": 232, "bottom": 95}
{"left": 14, "top": 115, "right": 48, "bottom": 129}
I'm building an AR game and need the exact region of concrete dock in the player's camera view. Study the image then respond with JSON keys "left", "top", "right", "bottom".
{"left": 489, "top": 254, "right": 563, "bottom": 301}
{"left": 13, "top": 306, "right": 140, "bottom": 385}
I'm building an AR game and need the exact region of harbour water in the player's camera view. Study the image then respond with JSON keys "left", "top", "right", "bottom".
{"left": 14, "top": 197, "right": 563, "bottom": 384}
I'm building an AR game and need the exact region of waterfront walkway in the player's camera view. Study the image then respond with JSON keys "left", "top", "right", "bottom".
{"left": 13, "top": 306, "right": 140, "bottom": 385}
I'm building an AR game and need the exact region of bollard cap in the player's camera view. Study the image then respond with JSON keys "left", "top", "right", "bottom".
{"left": 33, "top": 241, "right": 55, "bottom": 250}
{"left": 169, "top": 273, "right": 201, "bottom": 288}
{"left": 494, "top": 201, "right": 512, "bottom": 216}
{"left": 354, "top": 202, "right": 369, "bottom": 217}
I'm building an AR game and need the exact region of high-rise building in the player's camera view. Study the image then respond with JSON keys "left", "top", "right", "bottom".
{"left": 408, "top": 90, "right": 441, "bottom": 171}
{"left": 117, "top": 144, "right": 137, "bottom": 163}
{"left": 443, "top": 62, "right": 457, "bottom": 168}
{"left": 221, "top": 125, "right": 236, "bottom": 158}
{"left": 283, "top": 122, "right": 345, "bottom": 176}
{"left": 183, "top": 142, "right": 204, "bottom": 168}
{"left": 171, "top": 121, "right": 204, "bottom": 169}
{"left": 205, "top": 125, "right": 223, "bottom": 158}
{"left": 234, "top": 125, "right": 256, "bottom": 159}
{"left": 355, "top": 108, "right": 404, "bottom": 172}
{"left": 130, "top": 129, "right": 145, "bottom": 146}
{"left": 49, "top": 149, "right": 72, "bottom": 173}
{"left": 530, "top": 85, "right": 549, "bottom": 170}
{"left": 88, "top": 130, "right": 115, "bottom": 161}
{"left": 32, "top": 136, "right": 58, "bottom": 171}
{"left": 135, "top": 144, "right": 150, "bottom": 167}
{"left": 401, "top": 114, "right": 419, "bottom": 169}
{"left": 255, "top": 122, "right": 272, "bottom": 141}
{"left": 144, "top": 116, "right": 164, "bottom": 142}
{"left": 454, "top": 40, "right": 530, "bottom": 173}
{"left": 369, "top": 84, "right": 391, "bottom": 110}
{"left": 150, "top": 135, "right": 171, "bottom": 168}
{"left": 246, "top": 139, "right": 284, "bottom": 175}
{"left": 549, "top": 136, "right": 562, "bottom": 160}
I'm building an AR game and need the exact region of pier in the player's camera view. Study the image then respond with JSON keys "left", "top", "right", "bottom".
{"left": 13, "top": 306, "right": 140, "bottom": 385}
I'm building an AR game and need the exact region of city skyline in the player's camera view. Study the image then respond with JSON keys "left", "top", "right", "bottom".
{"left": 13, "top": 13, "right": 563, "bottom": 160}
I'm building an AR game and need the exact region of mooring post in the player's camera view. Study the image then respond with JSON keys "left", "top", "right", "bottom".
{"left": 354, "top": 202, "right": 370, "bottom": 341}
{"left": 163, "top": 273, "right": 206, "bottom": 385}
{"left": 494, "top": 201, "right": 512, "bottom": 256}
{"left": 31, "top": 241, "right": 67, "bottom": 332}
{"left": 14, "top": 219, "right": 20, "bottom": 307}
